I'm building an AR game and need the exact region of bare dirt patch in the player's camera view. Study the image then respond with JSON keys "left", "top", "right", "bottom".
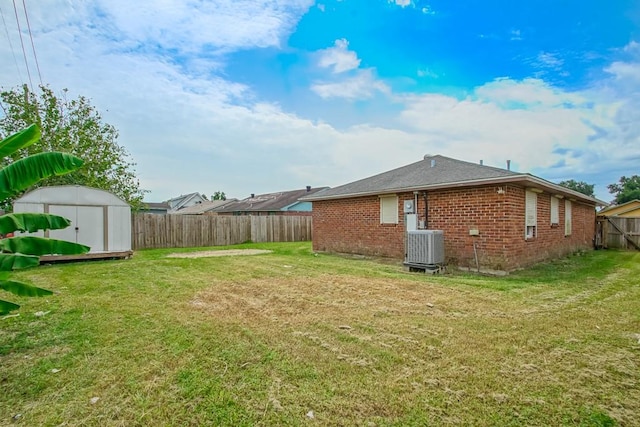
{"left": 166, "top": 249, "right": 272, "bottom": 258}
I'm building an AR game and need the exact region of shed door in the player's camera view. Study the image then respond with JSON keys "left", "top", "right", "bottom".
{"left": 48, "top": 205, "right": 105, "bottom": 252}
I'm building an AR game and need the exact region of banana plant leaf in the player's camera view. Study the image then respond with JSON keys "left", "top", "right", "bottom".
{"left": 0, "top": 279, "right": 53, "bottom": 297}
{"left": 0, "top": 299, "right": 20, "bottom": 315}
{"left": 0, "top": 236, "right": 90, "bottom": 256}
{"left": 0, "top": 253, "right": 40, "bottom": 271}
{"left": 0, "top": 213, "right": 72, "bottom": 235}
{"left": 0, "top": 152, "right": 84, "bottom": 200}
{"left": 0, "top": 124, "right": 40, "bottom": 158}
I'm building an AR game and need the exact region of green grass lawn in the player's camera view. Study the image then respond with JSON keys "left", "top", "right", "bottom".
{"left": 1, "top": 243, "right": 638, "bottom": 426}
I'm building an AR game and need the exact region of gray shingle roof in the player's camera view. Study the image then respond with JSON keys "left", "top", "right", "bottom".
{"left": 213, "top": 187, "right": 329, "bottom": 213}
{"left": 303, "top": 155, "right": 519, "bottom": 200}
{"left": 170, "top": 199, "right": 236, "bottom": 215}
{"left": 301, "top": 154, "right": 607, "bottom": 206}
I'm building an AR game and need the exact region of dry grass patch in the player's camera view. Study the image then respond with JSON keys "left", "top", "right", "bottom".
{"left": 184, "top": 266, "right": 639, "bottom": 425}
{"left": 190, "top": 273, "right": 512, "bottom": 326}
{"left": 167, "top": 249, "right": 272, "bottom": 258}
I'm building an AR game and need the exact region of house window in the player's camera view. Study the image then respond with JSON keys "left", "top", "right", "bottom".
{"left": 565, "top": 200, "right": 572, "bottom": 236}
{"left": 380, "top": 195, "right": 399, "bottom": 224}
{"left": 525, "top": 190, "right": 537, "bottom": 239}
{"left": 550, "top": 196, "right": 559, "bottom": 225}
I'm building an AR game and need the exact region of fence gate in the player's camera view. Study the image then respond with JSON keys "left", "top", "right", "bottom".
{"left": 596, "top": 216, "right": 640, "bottom": 250}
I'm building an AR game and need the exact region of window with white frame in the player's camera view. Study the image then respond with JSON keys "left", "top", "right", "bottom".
{"left": 380, "top": 195, "right": 399, "bottom": 224}
{"left": 525, "top": 190, "right": 537, "bottom": 239}
{"left": 565, "top": 199, "right": 572, "bottom": 236}
{"left": 550, "top": 196, "right": 560, "bottom": 225}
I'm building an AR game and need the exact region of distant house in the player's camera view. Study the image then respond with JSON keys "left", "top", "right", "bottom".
{"left": 143, "top": 202, "right": 170, "bottom": 215}
{"left": 170, "top": 199, "right": 236, "bottom": 215}
{"left": 213, "top": 186, "right": 329, "bottom": 216}
{"left": 166, "top": 192, "right": 208, "bottom": 213}
{"left": 301, "top": 155, "right": 607, "bottom": 271}
{"left": 598, "top": 199, "right": 640, "bottom": 218}
{"left": 143, "top": 192, "right": 209, "bottom": 214}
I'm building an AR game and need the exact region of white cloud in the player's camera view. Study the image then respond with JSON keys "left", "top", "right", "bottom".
{"left": 536, "top": 52, "right": 564, "bottom": 70}
{"left": 605, "top": 61, "right": 640, "bottom": 83}
{"left": 398, "top": 87, "right": 597, "bottom": 171}
{"left": 317, "top": 39, "right": 361, "bottom": 73}
{"left": 391, "top": 0, "right": 411, "bottom": 7}
{"left": 474, "top": 78, "right": 585, "bottom": 108}
{"left": 417, "top": 68, "right": 439, "bottom": 79}
{"left": 311, "top": 69, "right": 390, "bottom": 100}
{"left": 95, "top": 0, "right": 312, "bottom": 53}
{"left": 313, "top": 39, "right": 389, "bottom": 100}
{"left": 394, "top": 69, "right": 640, "bottom": 200}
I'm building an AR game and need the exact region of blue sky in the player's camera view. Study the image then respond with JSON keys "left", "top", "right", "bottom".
{"left": 1, "top": 0, "right": 639, "bottom": 202}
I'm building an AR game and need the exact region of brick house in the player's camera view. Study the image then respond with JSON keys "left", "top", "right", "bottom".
{"left": 301, "top": 155, "right": 607, "bottom": 271}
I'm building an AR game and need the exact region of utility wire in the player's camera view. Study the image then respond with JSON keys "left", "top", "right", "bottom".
{"left": 22, "top": 0, "right": 42, "bottom": 86}
{"left": 0, "top": 5, "right": 24, "bottom": 84}
{"left": 12, "top": 0, "right": 33, "bottom": 91}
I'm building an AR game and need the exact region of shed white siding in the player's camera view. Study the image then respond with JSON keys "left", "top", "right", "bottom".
{"left": 13, "top": 185, "right": 131, "bottom": 253}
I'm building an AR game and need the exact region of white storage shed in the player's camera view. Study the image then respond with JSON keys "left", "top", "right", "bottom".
{"left": 13, "top": 185, "right": 132, "bottom": 256}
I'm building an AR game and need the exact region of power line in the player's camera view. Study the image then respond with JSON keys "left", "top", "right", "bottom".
{"left": 0, "top": 4, "right": 24, "bottom": 84}
{"left": 12, "top": 0, "right": 33, "bottom": 91}
{"left": 22, "top": 0, "right": 43, "bottom": 86}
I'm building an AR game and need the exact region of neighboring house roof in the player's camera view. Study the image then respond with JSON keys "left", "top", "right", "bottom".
{"left": 598, "top": 199, "right": 640, "bottom": 217}
{"left": 214, "top": 187, "right": 329, "bottom": 213}
{"left": 166, "top": 192, "right": 207, "bottom": 211}
{"left": 301, "top": 155, "right": 607, "bottom": 206}
{"left": 143, "top": 202, "right": 170, "bottom": 212}
{"left": 170, "top": 199, "right": 236, "bottom": 215}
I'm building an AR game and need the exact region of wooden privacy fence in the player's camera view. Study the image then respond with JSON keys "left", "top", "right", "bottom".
{"left": 596, "top": 216, "right": 640, "bottom": 250}
{"left": 131, "top": 214, "right": 313, "bottom": 250}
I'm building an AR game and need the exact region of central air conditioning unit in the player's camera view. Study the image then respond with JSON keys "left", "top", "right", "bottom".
{"left": 405, "top": 230, "right": 445, "bottom": 266}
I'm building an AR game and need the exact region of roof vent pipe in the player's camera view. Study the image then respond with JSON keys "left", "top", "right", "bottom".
{"left": 251, "top": 193, "right": 255, "bottom": 198}
{"left": 306, "top": 185, "right": 311, "bottom": 192}
{"left": 480, "top": 159, "right": 483, "bottom": 165}
{"left": 506, "top": 160, "right": 511, "bottom": 171}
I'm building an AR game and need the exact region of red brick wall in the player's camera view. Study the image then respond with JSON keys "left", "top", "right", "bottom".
{"left": 312, "top": 195, "right": 406, "bottom": 257}
{"left": 312, "top": 185, "right": 596, "bottom": 271}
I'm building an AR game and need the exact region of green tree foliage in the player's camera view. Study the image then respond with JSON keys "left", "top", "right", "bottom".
{"left": 0, "top": 124, "right": 89, "bottom": 314}
{"left": 211, "top": 191, "right": 226, "bottom": 201}
{"left": 0, "top": 84, "right": 146, "bottom": 210}
{"left": 608, "top": 175, "right": 640, "bottom": 204}
{"left": 558, "top": 180, "right": 595, "bottom": 197}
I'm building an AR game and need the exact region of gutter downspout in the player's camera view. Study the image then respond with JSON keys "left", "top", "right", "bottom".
{"left": 423, "top": 191, "right": 428, "bottom": 229}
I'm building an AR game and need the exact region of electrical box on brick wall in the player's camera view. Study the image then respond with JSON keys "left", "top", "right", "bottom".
{"left": 404, "top": 200, "right": 414, "bottom": 213}
{"left": 406, "top": 214, "right": 417, "bottom": 231}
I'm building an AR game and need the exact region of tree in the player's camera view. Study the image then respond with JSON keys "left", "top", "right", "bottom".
{"left": 211, "top": 191, "right": 226, "bottom": 201}
{"left": 558, "top": 180, "right": 595, "bottom": 197}
{"left": 0, "top": 84, "right": 146, "bottom": 210}
{"left": 608, "top": 175, "right": 640, "bottom": 204}
{"left": 0, "top": 124, "right": 89, "bottom": 314}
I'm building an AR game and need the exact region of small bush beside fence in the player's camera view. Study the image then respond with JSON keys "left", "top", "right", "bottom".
{"left": 131, "top": 214, "right": 313, "bottom": 250}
